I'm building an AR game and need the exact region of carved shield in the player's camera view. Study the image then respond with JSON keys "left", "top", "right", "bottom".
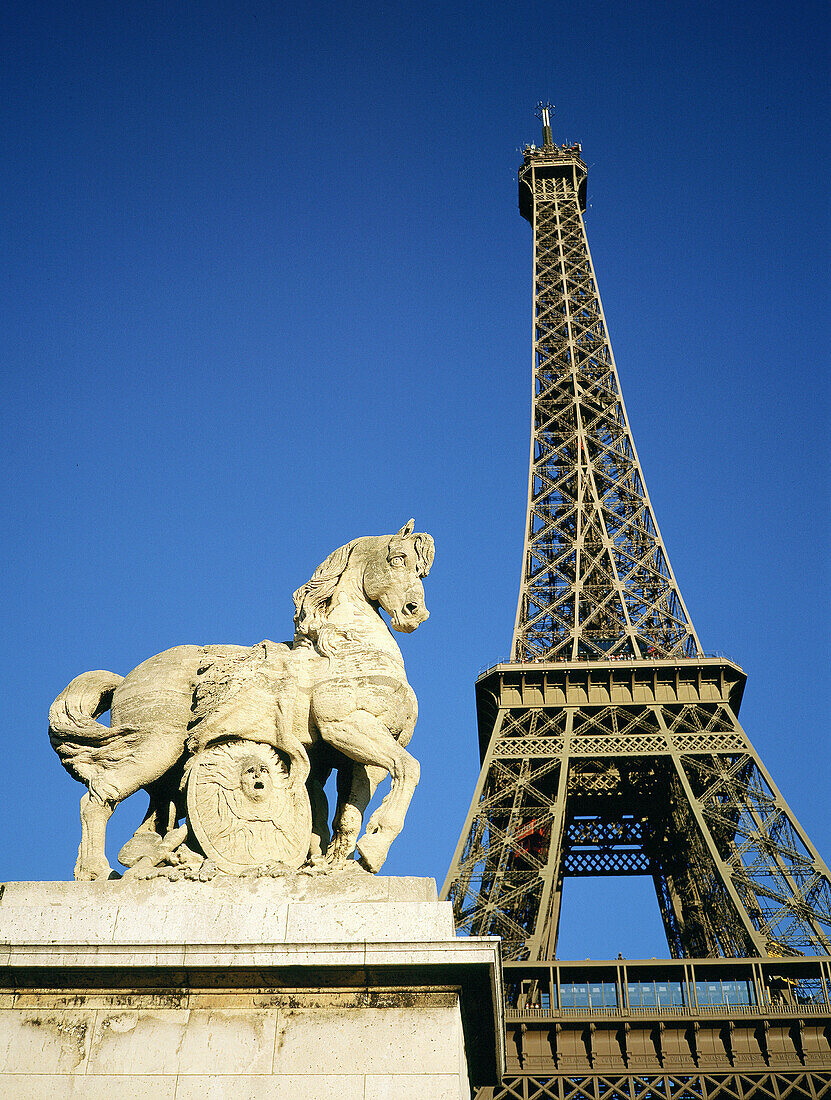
{"left": 186, "top": 739, "right": 312, "bottom": 872}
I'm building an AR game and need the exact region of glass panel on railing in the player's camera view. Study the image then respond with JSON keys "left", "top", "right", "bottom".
{"left": 763, "top": 971, "right": 826, "bottom": 1008}
{"left": 627, "top": 979, "right": 685, "bottom": 1008}
{"left": 793, "top": 976, "right": 825, "bottom": 1006}
{"left": 695, "top": 978, "right": 754, "bottom": 1007}
{"left": 560, "top": 980, "right": 617, "bottom": 1009}
{"left": 560, "top": 982, "right": 590, "bottom": 1008}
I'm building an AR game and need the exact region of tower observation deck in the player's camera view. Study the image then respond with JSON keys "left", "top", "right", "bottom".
{"left": 441, "top": 108, "right": 831, "bottom": 1098}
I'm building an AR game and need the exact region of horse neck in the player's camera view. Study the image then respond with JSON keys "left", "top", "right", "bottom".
{"left": 326, "top": 546, "right": 401, "bottom": 656}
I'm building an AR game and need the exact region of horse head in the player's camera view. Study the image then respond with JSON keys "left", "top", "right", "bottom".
{"left": 362, "top": 519, "right": 434, "bottom": 633}
{"left": 293, "top": 521, "right": 435, "bottom": 650}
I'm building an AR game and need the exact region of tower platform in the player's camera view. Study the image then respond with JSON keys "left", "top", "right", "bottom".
{"left": 496, "top": 956, "right": 831, "bottom": 1096}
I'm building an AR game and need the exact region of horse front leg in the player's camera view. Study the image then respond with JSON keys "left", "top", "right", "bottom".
{"left": 315, "top": 711, "right": 420, "bottom": 873}
{"left": 307, "top": 767, "right": 332, "bottom": 865}
{"left": 75, "top": 791, "right": 116, "bottom": 880}
{"left": 357, "top": 749, "right": 419, "bottom": 872}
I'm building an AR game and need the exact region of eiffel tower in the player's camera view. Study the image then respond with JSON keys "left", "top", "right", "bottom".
{"left": 441, "top": 107, "right": 831, "bottom": 1098}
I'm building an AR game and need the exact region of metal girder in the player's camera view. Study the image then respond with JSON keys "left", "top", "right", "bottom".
{"left": 564, "top": 848, "right": 651, "bottom": 875}
{"left": 477, "top": 1071, "right": 831, "bottom": 1099}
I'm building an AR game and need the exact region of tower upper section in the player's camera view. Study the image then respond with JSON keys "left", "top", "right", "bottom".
{"left": 512, "top": 117, "right": 701, "bottom": 662}
{"left": 519, "top": 141, "right": 588, "bottom": 218}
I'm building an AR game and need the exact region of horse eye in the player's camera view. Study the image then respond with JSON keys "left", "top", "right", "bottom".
{"left": 389, "top": 555, "right": 405, "bottom": 566}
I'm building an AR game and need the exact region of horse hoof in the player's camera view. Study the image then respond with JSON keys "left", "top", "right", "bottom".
{"left": 74, "top": 863, "right": 113, "bottom": 882}
{"left": 326, "top": 834, "right": 357, "bottom": 868}
{"left": 355, "top": 833, "right": 388, "bottom": 874}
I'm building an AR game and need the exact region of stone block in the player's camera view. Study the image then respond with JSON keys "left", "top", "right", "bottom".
{"left": 272, "top": 1002, "right": 463, "bottom": 1075}
{"left": 174, "top": 1074, "right": 365, "bottom": 1100}
{"left": 110, "top": 897, "right": 290, "bottom": 945}
{"left": 365, "top": 1075, "right": 468, "bottom": 1100}
{"left": 0, "top": 875, "right": 440, "bottom": 948}
{"left": 0, "top": 1008, "right": 94, "bottom": 1074}
{"left": 86, "top": 1008, "right": 277, "bottom": 1076}
{"left": 2, "top": 1075, "right": 178, "bottom": 1099}
{"left": 284, "top": 899, "right": 455, "bottom": 942}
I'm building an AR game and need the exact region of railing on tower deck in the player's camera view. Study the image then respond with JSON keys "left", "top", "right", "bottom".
{"left": 502, "top": 957, "right": 831, "bottom": 1021}
{"left": 477, "top": 652, "right": 739, "bottom": 678}
{"left": 523, "top": 142, "right": 584, "bottom": 161}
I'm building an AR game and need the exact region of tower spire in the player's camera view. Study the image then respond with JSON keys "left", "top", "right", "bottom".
{"left": 513, "top": 129, "right": 700, "bottom": 662}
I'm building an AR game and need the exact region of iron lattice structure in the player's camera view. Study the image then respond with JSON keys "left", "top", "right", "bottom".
{"left": 511, "top": 139, "right": 699, "bottom": 666}
{"left": 441, "top": 113, "right": 831, "bottom": 1096}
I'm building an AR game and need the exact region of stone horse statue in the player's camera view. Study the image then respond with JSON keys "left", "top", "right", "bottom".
{"left": 48, "top": 521, "right": 434, "bottom": 880}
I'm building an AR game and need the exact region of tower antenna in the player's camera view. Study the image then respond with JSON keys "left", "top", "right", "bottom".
{"left": 535, "top": 101, "right": 555, "bottom": 148}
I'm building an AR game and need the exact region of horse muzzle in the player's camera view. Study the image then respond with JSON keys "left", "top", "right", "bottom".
{"left": 390, "top": 601, "right": 430, "bottom": 632}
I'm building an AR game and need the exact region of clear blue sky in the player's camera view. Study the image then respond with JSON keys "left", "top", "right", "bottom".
{"left": 2, "top": 1, "right": 829, "bottom": 959}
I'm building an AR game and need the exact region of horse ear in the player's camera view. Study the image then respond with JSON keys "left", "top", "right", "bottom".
{"left": 397, "top": 519, "right": 415, "bottom": 537}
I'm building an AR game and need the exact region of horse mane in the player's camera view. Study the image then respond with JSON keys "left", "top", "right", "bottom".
{"left": 292, "top": 538, "right": 359, "bottom": 650}
{"left": 410, "top": 532, "right": 435, "bottom": 578}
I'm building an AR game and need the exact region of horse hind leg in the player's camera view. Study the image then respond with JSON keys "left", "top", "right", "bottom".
{"left": 117, "top": 785, "right": 179, "bottom": 870}
{"left": 75, "top": 791, "right": 116, "bottom": 881}
{"left": 328, "top": 762, "right": 386, "bottom": 868}
{"left": 75, "top": 738, "right": 187, "bottom": 881}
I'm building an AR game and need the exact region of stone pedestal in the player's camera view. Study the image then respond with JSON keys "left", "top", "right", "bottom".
{"left": 0, "top": 873, "right": 504, "bottom": 1099}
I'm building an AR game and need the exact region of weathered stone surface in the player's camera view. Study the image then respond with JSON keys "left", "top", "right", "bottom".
{"left": 269, "top": 1002, "right": 464, "bottom": 1075}
{"left": 175, "top": 1077, "right": 365, "bottom": 1100}
{"left": 86, "top": 1007, "right": 277, "bottom": 1075}
{"left": 0, "top": 1008, "right": 95, "bottom": 1074}
{"left": 0, "top": 866, "right": 435, "bottom": 906}
{"left": 0, "top": 878, "right": 505, "bottom": 1099}
{"left": 0, "top": 1002, "right": 473, "bottom": 1098}
{"left": 365, "top": 1075, "right": 469, "bottom": 1100}
{"left": 3, "top": 1073, "right": 467, "bottom": 1100}
{"left": 0, "top": 874, "right": 444, "bottom": 946}
{"left": 3, "top": 1077, "right": 177, "bottom": 1100}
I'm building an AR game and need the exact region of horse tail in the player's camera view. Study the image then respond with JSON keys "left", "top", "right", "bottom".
{"left": 48, "top": 670, "right": 127, "bottom": 793}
